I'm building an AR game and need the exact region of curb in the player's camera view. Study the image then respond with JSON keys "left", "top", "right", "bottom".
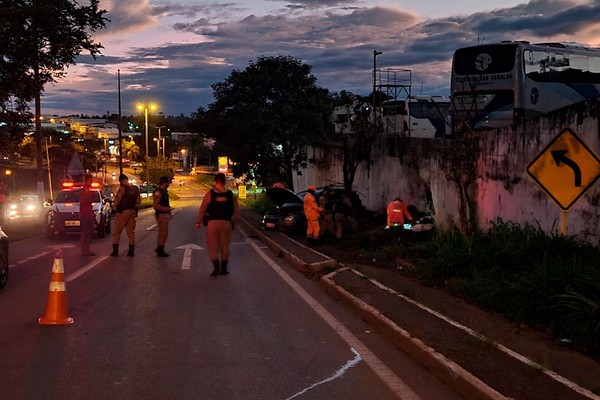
{"left": 240, "top": 216, "right": 507, "bottom": 400}
{"left": 239, "top": 218, "right": 337, "bottom": 273}
{"left": 320, "top": 267, "right": 508, "bottom": 400}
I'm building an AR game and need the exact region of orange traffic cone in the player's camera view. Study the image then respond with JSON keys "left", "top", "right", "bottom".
{"left": 39, "top": 250, "right": 74, "bottom": 325}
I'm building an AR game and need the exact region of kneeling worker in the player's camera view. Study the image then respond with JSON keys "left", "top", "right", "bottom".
{"left": 386, "top": 197, "right": 413, "bottom": 228}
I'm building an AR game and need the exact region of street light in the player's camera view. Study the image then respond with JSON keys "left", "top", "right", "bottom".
{"left": 373, "top": 50, "right": 382, "bottom": 107}
{"left": 136, "top": 102, "right": 157, "bottom": 184}
{"left": 156, "top": 125, "right": 166, "bottom": 157}
{"left": 153, "top": 137, "right": 165, "bottom": 157}
{"left": 181, "top": 149, "right": 187, "bottom": 171}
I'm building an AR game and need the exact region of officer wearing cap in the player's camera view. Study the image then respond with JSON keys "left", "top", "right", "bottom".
{"left": 196, "top": 173, "right": 240, "bottom": 276}
{"left": 153, "top": 176, "right": 174, "bottom": 257}
{"left": 110, "top": 174, "right": 141, "bottom": 257}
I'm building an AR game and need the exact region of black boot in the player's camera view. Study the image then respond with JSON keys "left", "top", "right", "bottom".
{"left": 210, "top": 260, "right": 220, "bottom": 277}
{"left": 156, "top": 246, "right": 169, "bottom": 257}
{"left": 220, "top": 260, "right": 229, "bottom": 275}
{"left": 110, "top": 244, "right": 119, "bottom": 257}
{"left": 127, "top": 245, "right": 135, "bottom": 257}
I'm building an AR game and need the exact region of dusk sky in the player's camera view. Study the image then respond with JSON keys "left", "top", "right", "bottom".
{"left": 41, "top": 0, "right": 600, "bottom": 118}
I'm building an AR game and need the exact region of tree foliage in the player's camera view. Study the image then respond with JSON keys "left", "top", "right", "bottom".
{"left": 0, "top": 0, "right": 108, "bottom": 186}
{"left": 325, "top": 98, "right": 380, "bottom": 191}
{"left": 202, "top": 56, "right": 331, "bottom": 190}
{"left": 0, "top": 0, "right": 108, "bottom": 103}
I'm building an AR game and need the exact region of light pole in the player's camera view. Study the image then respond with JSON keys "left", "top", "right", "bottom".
{"left": 373, "top": 50, "right": 382, "bottom": 106}
{"left": 136, "top": 103, "right": 157, "bottom": 184}
{"left": 156, "top": 125, "right": 166, "bottom": 157}
{"left": 181, "top": 149, "right": 187, "bottom": 171}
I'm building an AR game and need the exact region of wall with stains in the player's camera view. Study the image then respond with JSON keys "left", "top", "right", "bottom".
{"left": 295, "top": 101, "right": 600, "bottom": 242}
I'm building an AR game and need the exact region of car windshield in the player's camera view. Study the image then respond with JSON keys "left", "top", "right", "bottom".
{"left": 19, "top": 195, "right": 38, "bottom": 202}
{"left": 55, "top": 189, "right": 101, "bottom": 203}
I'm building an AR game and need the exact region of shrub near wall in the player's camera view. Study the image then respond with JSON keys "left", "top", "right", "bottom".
{"left": 418, "top": 220, "right": 600, "bottom": 355}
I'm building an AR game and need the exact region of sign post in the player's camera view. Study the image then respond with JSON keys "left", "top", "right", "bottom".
{"left": 527, "top": 128, "right": 600, "bottom": 235}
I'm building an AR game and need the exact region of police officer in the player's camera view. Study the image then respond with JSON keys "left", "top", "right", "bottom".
{"left": 153, "top": 176, "right": 174, "bottom": 257}
{"left": 196, "top": 173, "right": 240, "bottom": 276}
{"left": 110, "top": 174, "right": 141, "bottom": 257}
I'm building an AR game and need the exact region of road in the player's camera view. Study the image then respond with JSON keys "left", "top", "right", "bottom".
{"left": 0, "top": 177, "right": 461, "bottom": 400}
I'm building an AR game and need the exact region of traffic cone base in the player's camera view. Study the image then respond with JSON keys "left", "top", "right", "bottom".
{"left": 39, "top": 251, "right": 74, "bottom": 325}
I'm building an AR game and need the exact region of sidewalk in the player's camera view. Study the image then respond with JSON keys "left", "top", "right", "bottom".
{"left": 240, "top": 211, "right": 600, "bottom": 400}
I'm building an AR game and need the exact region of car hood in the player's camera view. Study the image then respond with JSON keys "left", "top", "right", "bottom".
{"left": 266, "top": 187, "right": 302, "bottom": 207}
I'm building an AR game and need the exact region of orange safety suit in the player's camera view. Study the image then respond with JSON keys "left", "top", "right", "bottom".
{"left": 387, "top": 200, "right": 413, "bottom": 227}
{"left": 303, "top": 191, "right": 322, "bottom": 239}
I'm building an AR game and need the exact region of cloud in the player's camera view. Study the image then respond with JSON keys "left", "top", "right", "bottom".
{"left": 101, "top": 0, "right": 159, "bottom": 34}
{"left": 44, "top": 0, "right": 600, "bottom": 117}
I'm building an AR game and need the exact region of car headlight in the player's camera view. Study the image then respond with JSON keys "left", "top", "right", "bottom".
{"left": 9, "top": 204, "right": 17, "bottom": 210}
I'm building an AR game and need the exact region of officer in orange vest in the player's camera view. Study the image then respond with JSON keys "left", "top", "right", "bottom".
{"left": 386, "top": 197, "right": 413, "bottom": 228}
{"left": 303, "top": 185, "right": 323, "bottom": 244}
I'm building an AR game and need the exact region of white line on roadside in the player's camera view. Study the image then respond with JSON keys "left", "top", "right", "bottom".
{"left": 242, "top": 230, "right": 421, "bottom": 400}
{"left": 66, "top": 256, "right": 109, "bottom": 282}
{"left": 146, "top": 224, "right": 157, "bottom": 231}
{"left": 9, "top": 251, "right": 52, "bottom": 269}
{"left": 352, "top": 269, "right": 600, "bottom": 400}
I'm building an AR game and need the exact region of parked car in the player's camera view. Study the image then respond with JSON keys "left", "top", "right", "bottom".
{"left": 261, "top": 188, "right": 306, "bottom": 232}
{"left": 139, "top": 183, "right": 157, "bottom": 199}
{"left": 261, "top": 187, "right": 367, "bottom": 232}
{"left": 45, "top": 180, "right": 113, "bottom": 239}
{"left": 0, "top": 228, "right": 8, "bottom": 289}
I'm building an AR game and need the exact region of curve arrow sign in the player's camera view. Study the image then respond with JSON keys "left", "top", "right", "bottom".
{"left": 551, "top": 150, "right": 582, "bottom": 187}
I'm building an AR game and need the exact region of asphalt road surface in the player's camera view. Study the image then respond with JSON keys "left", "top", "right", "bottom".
{"left": 0, "top": 179, "right": 461, "bottom": 400}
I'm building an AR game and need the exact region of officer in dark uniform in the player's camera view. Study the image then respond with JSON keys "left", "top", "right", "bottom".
{"left": 110, "top": 174, "right": 141, "bottom": 257}
{"left": 153, "top": 176, "right": 174, "bottom": 257}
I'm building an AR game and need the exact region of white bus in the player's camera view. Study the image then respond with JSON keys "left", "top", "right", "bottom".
{"left": 451, "top": 41, "right": 600, "bottom": 130}
{"left": 382, "top": 96, "right": 451, "bottom": 138}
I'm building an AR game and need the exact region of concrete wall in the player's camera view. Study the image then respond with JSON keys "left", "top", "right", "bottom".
{"left": 294, "top": 101, "right": 600, "bottom": 243}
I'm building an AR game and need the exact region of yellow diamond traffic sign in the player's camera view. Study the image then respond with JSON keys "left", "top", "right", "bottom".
{"left": 527, "top": 128, "right": 600, "bottom": 211}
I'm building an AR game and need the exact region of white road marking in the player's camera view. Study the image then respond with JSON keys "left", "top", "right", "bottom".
{"left": 145, "top": 224, "right": 157, "bottom": 231}
{"left": 352, "top": 269, "right": 600, "bottom": 400}
{"left": 66, "top": 256, "right": 109, "bottom": 282}
{"left": 9, "top": 244, "right": 78, "bottom": 269}
{"left": 174, "top": 243, "right": 203, "bottom": 270}
{"left": 243, "top": 231, "right": 421, "bottom": 400}
{"left": 286, "top": 348, "right": 362, "bottom": 400}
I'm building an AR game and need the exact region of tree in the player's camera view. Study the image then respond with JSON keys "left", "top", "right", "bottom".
{"left": 324, "top": 98, "right": 380, "bottom": 191}
{"left": 0, "top": 0, "right": 108, "bottom": 195}
{"left": 203, "top": 55, "right": 331, "bottom": 190}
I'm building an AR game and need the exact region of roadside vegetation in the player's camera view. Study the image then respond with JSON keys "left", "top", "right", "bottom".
{"left": 414, "top": 220, "right": 600, "bottom": 356}
{"left": 245, "top": 193, "right": 600, "bottom": 356}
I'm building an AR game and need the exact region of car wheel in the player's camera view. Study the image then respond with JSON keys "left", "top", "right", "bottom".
{"left": 0, "top": 245, "right": 8, "bottom": 289}
{"left": 105, "top": 216, "right": 112, "bottom": 234}
{"left": 45, "top": 226, "right": 55, "bottom": 239}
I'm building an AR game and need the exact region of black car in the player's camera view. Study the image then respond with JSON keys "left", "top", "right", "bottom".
{"left": 261, "top": 188, "right": 307, "bottom": 232}
{"left": 0, "top": 228, "right": 9, "bottom": 289}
